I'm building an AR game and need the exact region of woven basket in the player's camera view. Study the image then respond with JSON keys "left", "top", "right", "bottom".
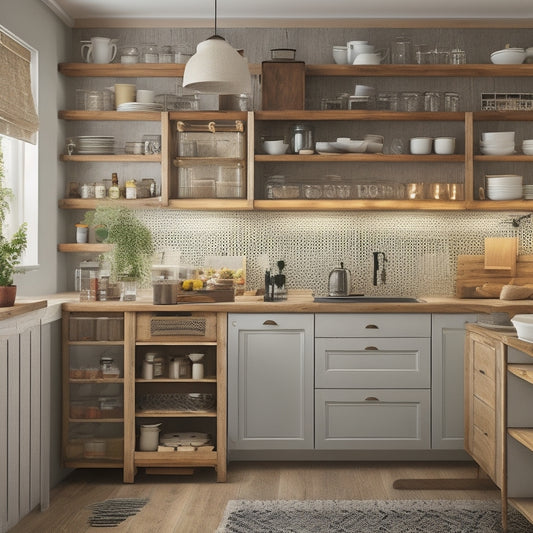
{"left": 138, "top": 392, "right": 215, "bottom": 411}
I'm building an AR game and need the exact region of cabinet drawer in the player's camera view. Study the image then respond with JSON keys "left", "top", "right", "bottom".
{"left": 473, "top": 395, "right": 495, "bottom": 441}
{"left": 473, "top": 340, "right": 495, "bottom": 380}
{"left": 315, "top": 389, "right": 430, "bottom": 450}
{"left": 136, "top": 312, "right": 217, "bottom": 342}
{"left": 473, "top": 367, "right": 495, "bottom": 409}
{"left": 472, "top": 425, "right": 495, "bottom": 480}
{"left": 315, "top": 337, "right": 430, "bottom": 388}
{"left": 315, "top": 314, "right": 431, "bottom": 338}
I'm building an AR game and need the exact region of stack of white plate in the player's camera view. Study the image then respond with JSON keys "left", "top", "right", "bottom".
{"left": 486, "top": 174, "right": 523, "bottom": 200}
{"left": 480, "top": 131, "right": 515, "bottom": 155}
{"left": 523, "top": 184, "right": 533, "bottom": 199}
{"left": 117, "top": 102, "right": 164, "bottom": 112}
{"left": 523, "top": 139, "right": 533, "bottom": 155}
{"left": 75, "top": 135, "right": 115, "bottom": 154}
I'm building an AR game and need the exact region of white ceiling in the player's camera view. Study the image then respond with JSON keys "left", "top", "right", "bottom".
{"left": 43, "top": 0, "right": 533, "bottom": 27}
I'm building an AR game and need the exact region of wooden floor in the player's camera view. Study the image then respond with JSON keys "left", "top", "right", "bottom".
{"left": 11, "top": 461, "right": 499, "bottom": 533}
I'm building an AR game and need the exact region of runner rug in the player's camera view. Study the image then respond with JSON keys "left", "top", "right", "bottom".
{"left": 216, "top": 499, "right": 533, "bottom": 533}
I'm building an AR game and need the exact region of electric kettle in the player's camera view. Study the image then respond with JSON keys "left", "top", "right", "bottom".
{"left": 328, "top": 262, "right": 351, "bottom": 296}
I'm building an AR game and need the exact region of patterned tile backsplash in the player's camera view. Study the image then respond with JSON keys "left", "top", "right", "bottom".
{"left": 137, "top": 210, "right": 532, "bottom": 297}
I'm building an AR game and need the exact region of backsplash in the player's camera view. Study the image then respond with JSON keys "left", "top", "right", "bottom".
{"left": 136, "top": 210, "right": 533, "bottom": 297}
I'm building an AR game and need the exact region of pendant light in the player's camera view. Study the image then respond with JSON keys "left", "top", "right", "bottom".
{"left": 183, "top": 0, "right": 251, "bottom": 95}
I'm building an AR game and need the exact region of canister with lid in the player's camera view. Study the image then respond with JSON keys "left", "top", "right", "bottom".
{"left": 289, "top": 123, "right": 314, "bottom": 153}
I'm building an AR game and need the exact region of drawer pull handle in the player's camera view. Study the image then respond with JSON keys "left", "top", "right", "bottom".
{"left": 365, "top": 346, "right": 378, "bottom": 351}
{"left": 365, "top": 396, "right": 379, "bottom": 402}
{"left": 365, "top": 324, "right": 379, "bottom": 329}
{"left": 479, "top": 369, "right": 486, "bottom": 375}
{"left": 263, "top": 320, "right": 278, "bottom": 326}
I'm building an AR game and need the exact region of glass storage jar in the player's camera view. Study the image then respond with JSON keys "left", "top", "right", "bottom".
{"left": 289, "top": 123, "right": 314, "bottom": 154}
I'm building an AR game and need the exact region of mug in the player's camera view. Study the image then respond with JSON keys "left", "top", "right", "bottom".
{"left": 81, "top": 37, "right": 117, "bottom": 64}
{"left": 434, "top": 137, "right": 456, "bottom": 155}
{"left": 136, "top": 89, "right": 155, "bottom": 103}
{"left": 114, "top": 83, "right": 136, "bottom": 108}
{"left": 348, "top": 42, "right": 375, "bottom": 63}
{"left": 346, "top": 40, "right": 368, "bottom": 64}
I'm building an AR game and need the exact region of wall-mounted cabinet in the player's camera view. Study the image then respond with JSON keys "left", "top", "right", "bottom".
{"left": 58, "top": 62, "right": 533, "bottom": 213}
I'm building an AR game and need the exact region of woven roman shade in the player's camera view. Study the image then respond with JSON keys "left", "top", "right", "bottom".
{"left": 0, "top": 31, "right": 39, "bottom": 144}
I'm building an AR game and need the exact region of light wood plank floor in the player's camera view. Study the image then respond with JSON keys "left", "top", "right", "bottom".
{"left": 11, "top": 461, "right": 499, "bottom": 533}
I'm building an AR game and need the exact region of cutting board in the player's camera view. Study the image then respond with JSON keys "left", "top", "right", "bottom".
{"left": 456, "top": 255, "right": 533, "bottom": 298}
{"left": 484, "top": 237, "right": 518, "bottom": 274}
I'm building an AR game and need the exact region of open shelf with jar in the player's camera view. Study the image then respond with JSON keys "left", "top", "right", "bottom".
{"left": 127, "top": 311, "right": 227, "bottom": 482}
{"left": 62, "top": 310, "right": 127, "bottom": 470}
{"left": 253, "top": 110, "right": 468, "bottom": 210}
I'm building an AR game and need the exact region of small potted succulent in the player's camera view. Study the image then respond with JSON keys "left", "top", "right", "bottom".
{"left": 0, "top": 146, "right": 27, "bottom": 307}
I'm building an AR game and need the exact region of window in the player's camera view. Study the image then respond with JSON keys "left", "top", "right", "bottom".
{"left": 0, "top": 26, "right": 38, "bottom": 268}
{"left": 0, "top": 135, "right": 38, "bottom": 267}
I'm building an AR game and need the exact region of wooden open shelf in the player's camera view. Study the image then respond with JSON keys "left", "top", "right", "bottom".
{"left": 509, "top": 498, "right": 533, "bottom": 525}
{"left": 508, "top": 365, "right": 533, "bottom": 385}
{"left": 135, "top": 410, "right": 217, "bottom": 418}
{"left": 58, "top": 243, "right": 113, "bottom": 253}
{"left": 508, "top": 428, "right": 533, "bottom": 452}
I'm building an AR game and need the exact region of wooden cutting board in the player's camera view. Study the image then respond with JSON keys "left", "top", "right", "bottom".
{"left": 484, "top": 237, "right": 518, "bottom": 274}
{"left": 456, "top": 255, "right": 533, "bottom": 298}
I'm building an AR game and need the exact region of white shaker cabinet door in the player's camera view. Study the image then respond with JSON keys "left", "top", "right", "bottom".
{"left": 431, "top": 313, "right": 477, "bottom": 450}
{"left": 228, "top": 313, "right": 314, "bottom": 450}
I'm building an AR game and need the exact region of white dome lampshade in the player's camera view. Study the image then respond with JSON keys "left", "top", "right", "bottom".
{"left": 183, "top": 35, "right": 251, "bottom": 95}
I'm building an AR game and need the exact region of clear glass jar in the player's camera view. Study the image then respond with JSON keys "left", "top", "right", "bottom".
{"left": 424, "top": 91, "right": 442, "bottom": 112}
{"left": 289, "top": 123, "right": 314, "bottom": 153}
{"left": 94, "top": 181, "right": 106, "bottom": 199}
{"left": 376, "top": 92, "right": 399, "bottom": 111}
{"left": 80, "top": 182, "right": 95, "bottom": 199}
{"left": 159, "top": 45, "right": 174, "bottom": 63}
{"left": 444, "top": 92, "right": 461, "bottom": 112}
{"left": 400, "top": 92, "right": 422, "bottom": 112}
{"left": 141, "top": 44, "right": 159, "bottom": 63}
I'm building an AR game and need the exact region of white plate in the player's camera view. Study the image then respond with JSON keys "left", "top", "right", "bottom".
{"left": 329, "top": 140, "right": 368, "bottom": 153}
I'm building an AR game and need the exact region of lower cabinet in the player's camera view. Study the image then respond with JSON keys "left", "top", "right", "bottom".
{"left": 227, "top": 313, "right": 314, "bottom": 450}
{"left": 431, "top": 313, "right": 477, "bottom": 450}
{"left": 314, "top": 313, "right": 432, "bottom": 450}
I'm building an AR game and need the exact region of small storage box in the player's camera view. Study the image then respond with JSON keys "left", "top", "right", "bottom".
{"left": 136, "top": 312, "right": 217, "bottom": 342}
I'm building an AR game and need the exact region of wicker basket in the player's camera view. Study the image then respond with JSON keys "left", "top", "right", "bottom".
{"left": 137, "top": 392, "right": 215, "bottom": 411}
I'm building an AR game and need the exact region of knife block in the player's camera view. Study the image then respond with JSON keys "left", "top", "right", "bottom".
{"left": 261, "top": 61, "right": 305, "bottom": 110}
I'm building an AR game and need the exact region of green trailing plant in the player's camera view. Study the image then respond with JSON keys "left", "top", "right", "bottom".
{"left": 82, "top": 205, "right": 153, "bottom": 282}
{"left": 0, "top": 143, "right": 27, "bottom": 286}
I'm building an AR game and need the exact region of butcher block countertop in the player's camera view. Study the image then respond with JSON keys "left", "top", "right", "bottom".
{"left": 57, "top": 291, "right": 533, "bottom": 316}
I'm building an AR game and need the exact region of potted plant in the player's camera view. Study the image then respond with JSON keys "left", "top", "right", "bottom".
{"left": 0, "top": 145, "right": 27, "bottom": 307}
{"left": 82, "top": 205, "right": 153, "bottom": 299}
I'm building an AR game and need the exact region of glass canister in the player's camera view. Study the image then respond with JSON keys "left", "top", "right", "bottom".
{"left": 289, "top": 123, "right": 314, "bottom": 153}
{"left": 444, "top": 92, "right": 461, "bottom": 112}
{"left": 400, "top": 92, "right": 422, "bottom": 112}
{"left": 392, "top": 35, "right": 413, "bottom": 64}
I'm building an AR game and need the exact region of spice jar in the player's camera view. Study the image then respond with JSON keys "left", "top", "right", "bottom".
{"left": 75, "top": 223, "right": 88, "bottom": 243}
{"left": 94, "top": 181, "right": 106, "bottom": 199}
{"left": 80, "top": 182, "right": 95, "bottom": 199}
{"left": 125, "top": 179, "right": 137, "bottom": 199}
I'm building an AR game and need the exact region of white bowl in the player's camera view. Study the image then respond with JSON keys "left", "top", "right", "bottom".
{"left": 523, "top": 148, "right": 533, "bottom": 155}
{"left": 330, "top": 140, "right": 368, "bottom": 153}
{"left": 490, "top": 49, "right": 526, "bottom": 64}
{"left": 262, "top": 140, "right": 289, "bottom": 155}
{"left": 511, "top": 315, "right": 533, "bottom": 341}
{"left": 481, "top": 131, "right": 515, "bottom": 142}
{"left": 409, "top": 137, "right": 433, "bottom": 155}
{"left": 480, "top": 146, "right": 515, "bottom": 156}
{"left": 332, "top": 45, "right": 348, "bottom": 65}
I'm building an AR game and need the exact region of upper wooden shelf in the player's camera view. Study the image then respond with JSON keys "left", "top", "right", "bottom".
{"left": 59, "top": 62, "right": 533, "bottom": 78}
{"left": 255, "top": 154, "right": 464, "bottom": 163}
{"left": 59, "top": 110, "right": 162, "bottom": 121}
{"left": 59, "top": 62, "right": 262, "bottom": 77}
{"left": 254, "top": 110, "right": 465, "bottom": 121}
{"left": 508, "top": 364, "right": 533, "bottom": 385}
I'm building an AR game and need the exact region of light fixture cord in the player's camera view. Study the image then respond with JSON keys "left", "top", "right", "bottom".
{"left": 214, "top": 0, "right": 218, "bottom": 36}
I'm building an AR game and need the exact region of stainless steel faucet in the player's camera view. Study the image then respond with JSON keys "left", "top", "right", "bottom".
{"left": 372, "top": 252, "right": 388, "bottom": 286}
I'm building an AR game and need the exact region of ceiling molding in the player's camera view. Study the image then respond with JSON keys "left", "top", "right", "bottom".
{"left": 41, "top": 0, "right": 75, "bottom": 27}
{"left": 71, "top": 17, "right": 533, "bottom": 30}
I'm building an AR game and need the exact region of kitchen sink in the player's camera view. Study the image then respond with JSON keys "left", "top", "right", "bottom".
{"left": 314, "top": 295, "right": 423, "bottom": 303}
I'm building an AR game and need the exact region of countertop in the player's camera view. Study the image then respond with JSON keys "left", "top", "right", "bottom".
{"left": 58, "top": 291, "right": 533, "bottom": 316}
{"left": 0, "top": 299, "right": 47, "bottom": 321}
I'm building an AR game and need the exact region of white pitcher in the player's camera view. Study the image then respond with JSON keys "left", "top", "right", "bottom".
{"left": 81, "top": 37, "right": 117, "bottom": 64}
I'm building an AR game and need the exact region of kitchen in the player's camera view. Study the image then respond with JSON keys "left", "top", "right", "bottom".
{"left": 3, "top": 0, "right": 533, "bottom": 531}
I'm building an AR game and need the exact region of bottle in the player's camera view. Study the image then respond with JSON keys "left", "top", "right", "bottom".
{"left": 108, "top": 172, "right": 120, "bottom": 199}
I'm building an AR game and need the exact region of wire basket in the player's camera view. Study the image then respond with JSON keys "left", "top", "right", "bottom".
{"left": 481, "top": 92, "right": 533, "bottom": 111}
{"left": 137, "top": 392, "right": 215, "bottom": 412}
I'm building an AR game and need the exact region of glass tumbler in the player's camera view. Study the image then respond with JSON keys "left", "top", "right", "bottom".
{"left": 392, "top": 36, "right": 413, "bottom": 64}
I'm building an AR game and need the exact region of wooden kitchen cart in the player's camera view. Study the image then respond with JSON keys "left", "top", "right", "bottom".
{"left": 465, "top": 324, "right": 533, "bottom": 532}
{"left": 61, "top": 308, "right": 227, "bottom": 483}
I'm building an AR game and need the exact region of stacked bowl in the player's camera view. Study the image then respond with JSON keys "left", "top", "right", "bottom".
{"left": 523, "top": 139, "right": 533, "bottom": 155}
{"left": 490, "top": 48, "right": 526, "bottom": 65}
{"left": 485, "top": 174, "right": 523, "bottom": 200}
{"left": 480, "top": 131, "right": 515, "bottom": 155}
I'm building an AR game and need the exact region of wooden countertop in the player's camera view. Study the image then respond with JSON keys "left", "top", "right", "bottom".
{"left": 59, "top": 291, "right": 533, "bottom": 316}
{"left": 0, "top": 299, "right": 48, "bottom": 322}
{"left": 467, "top": 323, "right": 533, "bottom": 358}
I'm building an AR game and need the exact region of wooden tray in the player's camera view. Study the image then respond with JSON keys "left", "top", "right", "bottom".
{"left": 456, "top": 255, "right": 533, "bottom": 298}
{"left": 176, "top": 289, "right": 234, "bottom": 303}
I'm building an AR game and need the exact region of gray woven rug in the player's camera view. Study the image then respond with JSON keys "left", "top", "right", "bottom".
{"left": 88, "top": 497, "right": 149, "bottom": 527}
{"left": 216, "top": 499, "right": 533, "bottom": 533}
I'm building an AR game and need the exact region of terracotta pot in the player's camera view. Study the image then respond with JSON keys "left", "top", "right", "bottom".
{"left": 0, "top": 285, "right": 17, "bottom": 307}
